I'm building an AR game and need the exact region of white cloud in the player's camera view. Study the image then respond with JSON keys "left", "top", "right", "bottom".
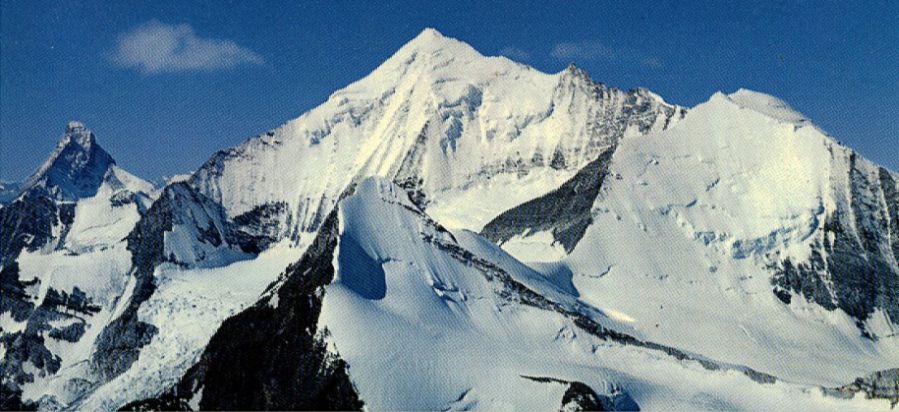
{"left": 642, "top": 56, "right": 664, "bottom": 68}
{"left": 110, "top": 20, "right": 264, "bottom": 74}
{"left": 551, "top": 40, "right": 663, "bottom": 69}
{"left": 498, "top": 46, "right": 531, "bottom": 61}
{"left": 551, "top": 41, "right": 613, "bottom": 61}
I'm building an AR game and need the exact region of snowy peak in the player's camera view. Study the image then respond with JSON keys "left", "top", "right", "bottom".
{"left": 185, "top": 28, "right": 685, "bottom": 251}
{"left": 402, "top": 27, "right": 461, "bottom": 52}
{"left": 389, "top": 27, "right": 484, "bottom": 64}
{"left": 21, "top": 121, "right": 116, "bottom": 201}
{"left": 713, "top": 89, "right": 810, "bottom": 125}
{"left": 60, "top": 121, "right": 96, "bottom": 149}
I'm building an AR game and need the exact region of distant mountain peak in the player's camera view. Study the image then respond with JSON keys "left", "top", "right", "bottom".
{"left": 404, "top": 27, "right": 455, "bottom": 50}
{"left": 726, "top": 88, "right": 809, "bottom": 125}
{"left": 21, "top": 121, "right": 116, "bottom": 200}
{"left": 57, "top": 120, "right": 98, "bottom": 151}
{"left": 383, "top": 27, "right": 482, "bottom": 68}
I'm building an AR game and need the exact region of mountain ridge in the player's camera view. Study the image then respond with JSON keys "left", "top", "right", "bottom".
{"left": 1, "top": 28, "right": 897, "bottom": 411}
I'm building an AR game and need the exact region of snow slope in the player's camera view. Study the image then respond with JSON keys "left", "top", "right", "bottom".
{"left": 500, "top": 90, "right": 899, "bottom": 386}
{"left": 71, "top": 240, "right": 305, "bottom": 411}
{"left": 119, "top": 177, "right": 892, "bottom": 411}
{"left": 187, "top": 28, "right": 683, "bottom": 251}
{"left": 0, "top": 123, "right": 156, "bottom": 409}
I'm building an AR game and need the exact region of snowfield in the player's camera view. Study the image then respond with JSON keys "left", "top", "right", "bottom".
{"left": 319, "top": 178, "right": 892, "bottom": 410}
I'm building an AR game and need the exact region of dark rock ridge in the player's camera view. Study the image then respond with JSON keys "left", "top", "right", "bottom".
{"left": 481, "top": 149, "right": 615, "bottom": 252}
{"left": 122, "top": 207, "right": 364, "bottom": 411}
{"left": 825, "top": 368, "right": 899, "bottom": 407}
{"left": 521, "top": 376, "right": 640, "bottom": 411}
{"left": 771, "top": 153, "right": 899, "bottom": 333}
{"left": 90, "top": 183, "right": 174, "bottom": 381}
{"left": 93, "top": 183, "right": 297, "bottom": 386}
{"left": 0, "top": 190, "right": 75, "bottom": 268}
{"left": 120, "top": 178, "right": 798, "bottom": 410}
{"left": 92, "top": 181, "right": 232, "bottom": 381}
{"left": 1, "top": 260, "right": 101, "bottom": 409}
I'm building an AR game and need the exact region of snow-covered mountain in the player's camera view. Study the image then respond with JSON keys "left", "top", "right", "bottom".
{"left": 483, "top": 89, "right": 899, "bottom": 385}
{"left": 2, "top": 29, "right": 897, "bottom": 411}
{"left": 184, "top": 28, "right": 683, "bottom": 264}
{"left": 0, "top": 122, "right": 155, "bottom": 409}
{"left": 108, "top": 178, "right": 895, "bottom": 410}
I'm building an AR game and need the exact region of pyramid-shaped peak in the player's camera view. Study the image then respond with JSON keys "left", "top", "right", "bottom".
{"left": 59, "top": 120, "right": 96, "bottom": 149}
{"left": 394, "top": 27, "right": 478, "bottom": 58}
{"left": 66, "top": 120, "right": 87, "bottom": 132}
{"left": 20, "top": 121, "right": 115, "bottom": 200}
{"left": 408, "top": 27, "right": 452, "bottom": 47}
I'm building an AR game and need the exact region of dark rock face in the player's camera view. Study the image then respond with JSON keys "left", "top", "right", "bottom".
{"left": 481, "top": 150, "right": 614, "bottom": 252}
{"left": 0, "top": 262, "right": 101, "bottom": 409}
{"left": 93, "top": 182, "right": 281, "bottom": 384}
{"left": 393, "top": 124, "right": 430, "bottom": 209}
{"left": 91, "top": 184, "right": 177, "bottom": 381}
{"left": 826, "top": 368, "right": 899, "bottom": 407}
{"left": 771, "top": 154, "right": 899, "bottom": 332}
{"left": 880, "top": 168, "right": 899, "bottom": 269}
{"left": 0, "top": 262, "right": 37, "bottom": 322}
{"left": 0, "top": 181, "right": 22, "bottom": 206}
{"left": 123, "top": 210, "right": 363, "bottom": 411}
{"left": 521, "top": 376, "right": 640, "bottom": 411}
{"left": 229, "top": 201, "right": 290, "bottom": 254}
{"left": 21, "top": 122, "right": 116, "bottom": 202}
{"left": 562, "top": 381, "right": 640, "bottom": 412}
{"left": 0, "top": 191, "right": 75, "bottom": 268}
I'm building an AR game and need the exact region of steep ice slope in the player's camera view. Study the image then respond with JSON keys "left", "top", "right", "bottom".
{"left": 187, "top": 28, "right": 683, "bottom": 252}
{"left": 120, "top": 178, "right": 891, "bottom": 411}
{"left": 509, "top": 91, "right": 899, "bottom": 386}
{"left": 0, "top": 123, "right": 155, "bottom": 409}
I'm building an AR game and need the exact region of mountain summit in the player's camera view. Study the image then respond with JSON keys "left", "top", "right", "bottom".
{"left": 20, "top": 121, "right": 116, "bottom": 201}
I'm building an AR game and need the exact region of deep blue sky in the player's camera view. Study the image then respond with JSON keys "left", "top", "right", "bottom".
{"left": 2, "top": 1, "right": 897, "bottom": 181}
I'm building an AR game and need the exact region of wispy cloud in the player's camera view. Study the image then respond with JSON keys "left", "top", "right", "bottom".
{"left": 641, "top": 56, "right": 664, "bottom": 69}
{"left": 551, "top": 41, "right": 613, "bottom": 61}
{"left": 110, "top": 20, "right": 264, "bottom": 74}
{"left": 551, "top": 40, "right": 663, "bottom": 69}
{"left": 498, "top": 46, "right": 531, "bottom": 61}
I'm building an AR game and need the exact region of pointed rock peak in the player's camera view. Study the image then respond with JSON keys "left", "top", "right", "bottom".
{"left": 559, "top": 62, "right": 596, "bottom": 87}
{"left": 21, "top": 121, "right": 117, "bottom": 200}
{"left": 66, "top": 120, "right": 87, "bottom": 133}
{"left": 58, "top": 120, "right": 97, "bottom": 150}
